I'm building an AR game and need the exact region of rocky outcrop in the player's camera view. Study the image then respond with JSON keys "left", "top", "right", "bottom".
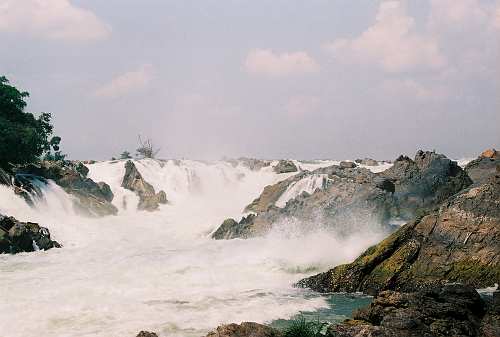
{"left": 205, "top": 322, "right": 282, "bottom": 337}
{"left": 465, "top": 148, "right": 499, "bottom": 186}
{"left": 340, "top": 161, "right": 357, "bottom": 169}
{"left": 0, "top": 214, "right": 60, "bottom": 254}
{"left": 212, "top": 214, "right": 257, "bottom": 240}
{"left": 135, "top": 332, "right": 158, "bottom": 337}
{"left": 355, "top": 158, "right": 379, "bottom": 166}
{"left": 121, "top": 161, "right": 168, "bottom": 211}
{"left": 14, "top": 161, "right": 118, "bottom": 217}
{"left": 213, "top": 151, "right": 471, "bottom": 240}
{"left": 244, "top": 172, "right": 308, "bottom": 213}
{"left": 327, "top": 284, "right": 497, "bottom": 337}
{"left": 297, "top": 173, "right": 500, "bottom": 294}
{"left": 380, "top": 150, "right": 472, "bottom": 220}
{"left": 273, "top": 160, "right": 298, "bottom": 174}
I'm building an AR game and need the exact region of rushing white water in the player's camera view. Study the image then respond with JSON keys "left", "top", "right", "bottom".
{"left": 0, "top": 159, "right": 390, "bottom": 337}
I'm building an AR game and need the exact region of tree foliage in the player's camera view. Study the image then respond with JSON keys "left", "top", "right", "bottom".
{"left": 120, "top": 150, "right": 132, "bottom": 159}
{"left": 0, "top": 76, "right": 61, "bottom": 170}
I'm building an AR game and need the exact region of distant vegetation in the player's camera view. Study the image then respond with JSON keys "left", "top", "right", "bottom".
{"left": 0, "top": 76, "right": 63, "bottom": 171}
{"left": 136, "top": 135, "right": 160, "bottom": 159}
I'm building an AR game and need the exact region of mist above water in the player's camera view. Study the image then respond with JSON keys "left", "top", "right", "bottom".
{"left": 0, "top": 159, "right": 391, "bottom": 337}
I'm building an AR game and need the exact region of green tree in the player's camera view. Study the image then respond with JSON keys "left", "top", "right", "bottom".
{"left": 120, "top": 150, "right": 132, "bottom": 159}
{"left": 0, "top": 76, "right": 61, "bottom": 170}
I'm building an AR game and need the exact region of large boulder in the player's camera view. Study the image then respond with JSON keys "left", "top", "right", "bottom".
{"left": 0, "top": 214, "right": 60, "bottom": 254}
{"left": 465, "top": 148, "right": 500, "bottom": 186}
{"left": 340, "top": 161, "right": 357, "bottom": 169}
{"left": 122, "top": 161, "right": 168, "bottom": 211}
{"left": 14, "top": 161, "right": 118, "bottom": 217}
{"left": 327, "top": 284, "right": 494, "bottom": 337}
{"left": 273, "top": 160, "right": 298, "bottom": 174}
{"left": 205, "top": 322, "right": 282, "bottom": 337}
{"left": 297, "top": 173, "right": 500, "bottom": 294}
{"left": 355, "top": 158, "right": 379, "bottom": 166}
{"left": 213, "top": 151, "right": 471, "bottom": 240}
{"left": 380, "top": 150, "right": 472, "bottom": 220}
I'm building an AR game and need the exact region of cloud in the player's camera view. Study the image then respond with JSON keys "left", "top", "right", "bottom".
{"left": 380, "top": 79, "right": 449, "bottom": 102}
{"left": 0, "top": 0, "right": 111, "bottom": 41}
{"left": 95, "top": 64, "right": 154, "bottom": 99}
{"left": 324, "top": 1, "right": 446, "bottom": 72}
{"left": 494, "top": 3, "right": 500, "bottom": 29}
{"left": 244, "top": 49, "right": 319, "bottom": 77}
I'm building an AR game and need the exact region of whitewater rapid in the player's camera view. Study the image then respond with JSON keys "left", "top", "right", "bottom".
{"left": 0, "top": 159, "right": 391, "bottom": 337}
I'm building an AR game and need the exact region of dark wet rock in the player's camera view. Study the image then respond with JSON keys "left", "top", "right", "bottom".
{"left": 14, "top": 161, "right": 118, "bottom": 217}
{"left": 97, "top": 182, "right": 114, "bottom": 202}
{"left": 480, "top": 291, "right": 500, "bottom": 337}
{"left": 380, "top": 150, "right": 472, "bottom": 220}
{"left": 75, "top": 161, "right": 89, "bottom": 177}
{"left": 356, "top": 158, "right": 379, "bottom": 166}
{"left": 213, "top": 151, "right": 471, "bottom": 240}
{"left": 122, "top": 161, "right": 168, "bottom": 211}
{"left": 135, "top": 332, "right": 158, "bottom": 337}
{"left": 297, "top": 173, "right": 500, "bottom": 294}
{"left": 340, "top": 161, "right": 357, "bottom": 169}
{"left": 327, "top": 284, "right": 493, "bottom": 337}
{"left": 205, "top": 322, "right": 282, "bottom": 337}
{"left": 212, "top": 214, "right": 257, "bottom": 240}
{"left": 273, "top": 160, "right": 298, "bottom": 174}
{"left": 465, "top": 149, "right": 500, "bottom": 186}
{"left": 0, "top": 214, "right": 60, "bottom": 254}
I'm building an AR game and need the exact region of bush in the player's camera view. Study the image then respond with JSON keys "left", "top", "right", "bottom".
{"left": 282, "top": 316, "right": 327, "bottom": 337}
{"left": 0, "top": 76, "right": 61, "bottom": 170}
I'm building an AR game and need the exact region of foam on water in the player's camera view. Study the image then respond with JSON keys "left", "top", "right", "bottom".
{"left": 0, "top": 159, "right": 389, "bottom": 337}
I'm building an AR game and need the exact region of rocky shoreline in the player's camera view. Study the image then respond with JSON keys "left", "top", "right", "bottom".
{"left": 183, "top": 149, "right": 500, "bottom": 337}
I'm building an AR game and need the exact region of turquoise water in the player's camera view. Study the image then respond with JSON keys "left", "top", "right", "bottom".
{"left": 271, "top": 293, "right": 373, "bottom": 329}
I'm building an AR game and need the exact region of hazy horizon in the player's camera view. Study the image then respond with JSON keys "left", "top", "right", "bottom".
{"left": 1, "top": 0, "right": 499, "bottom": 160}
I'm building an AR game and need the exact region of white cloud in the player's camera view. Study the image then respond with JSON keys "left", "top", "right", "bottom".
{"left": 244, "top": 49, "right": 319, "bottom": 77}
{"left": 95, "top": 65, "right": 154, "bottom": 99}
{"left": 0, "top": 0, "right": 111, "bottom": 41}
{"left": 324, "top": 1, "right": 446, "bottom": 72}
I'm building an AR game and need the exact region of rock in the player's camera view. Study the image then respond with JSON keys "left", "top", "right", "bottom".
{"left": 327, "top": 284, "right": 491, "bottom": 337}
{"left": 121, "top": 160, "right": 168, "bottom": 211}
{"left": 239, "top": 158, "right": 272, "bottom": 171}
{"left": 297, "top": 174, "right": 500, "bottom": 294}
{"left": 0, "top": 214, "right": 61, "bottom": 254}
{"left": 356, "top": 158, "right": 379, "bottom": 166}
{"left": 14, "top": 161, "right": 118, "bottom": 217}
{"left": 75, "top": 161, "right": 89, "bottom": 177}
{"left": 380, "top": 150, "right": 472, "bottom": 220}
{"left": 340, "top": 161, "right": 357, "bottom": 169}
{"left": 135, "top": 332, "right": 158, "bottom": 337}
{"left": 244, "top": 172, "right": 308, "bottom": 213}
{"left": 97, "top": 182, "right": 114, "bottom": 202}
{"left": 205, "top": 322, "right": 282, "bottom": 337}
{"left": 212, "top": 214, "right": 257, "bottom": 240}
{"left": 465, "top": 149, "right": 500, "bottom": 186}
{"left": 213, "top": 151, "right": 471, "bottom": 240}
{"left": 481, "top": 149, "right": 499, "bottom": 159}
{"left": 273, "top": 160, "right": 298, "bottom": 174}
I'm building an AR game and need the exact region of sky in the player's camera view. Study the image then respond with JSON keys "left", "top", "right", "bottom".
{"left": 0, "top": 0, "right": 499, "bottom": 160}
